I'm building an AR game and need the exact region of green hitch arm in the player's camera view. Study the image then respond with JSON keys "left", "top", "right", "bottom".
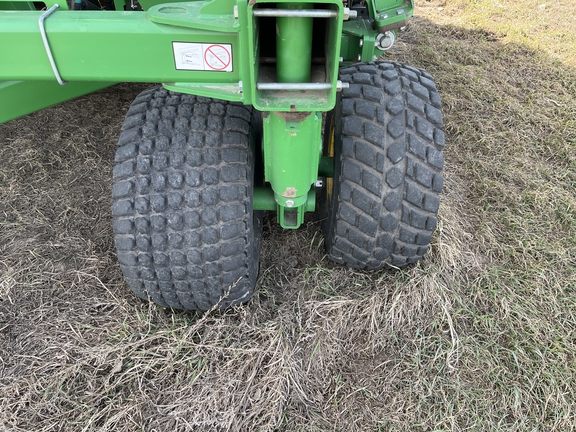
{"left": 263, "top": 111, "right": 322, "bottom": 229}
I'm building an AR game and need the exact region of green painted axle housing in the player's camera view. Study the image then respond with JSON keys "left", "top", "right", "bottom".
{"left": 0, "top": 0, "right": 413, "bottom": 229}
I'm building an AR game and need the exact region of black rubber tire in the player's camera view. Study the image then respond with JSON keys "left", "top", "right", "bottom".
{"left": 112, "top": 87, "right": 262, "bottom": 310}
{"left": 321, "top": 62, "right": 445, "bottom": 269}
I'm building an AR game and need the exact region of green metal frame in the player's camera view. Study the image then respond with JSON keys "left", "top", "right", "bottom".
{"left": 0, "top": 0, "right": 413, "bottom": 229}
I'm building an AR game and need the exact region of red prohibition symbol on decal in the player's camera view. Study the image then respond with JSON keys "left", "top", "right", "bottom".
{"left": 204, "top": 44, "right": 231, "bottom": 71}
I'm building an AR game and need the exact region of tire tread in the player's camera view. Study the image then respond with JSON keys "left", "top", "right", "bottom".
{"left": 325, "top": 62, "right": 444, "bottom": 269}
{"left": 112, "top": 87, "right": 259, "bottom": 310}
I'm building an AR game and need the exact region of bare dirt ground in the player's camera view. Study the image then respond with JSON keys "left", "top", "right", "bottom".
{"left": 1, "top": 1, "right": 575, "bottom": 431}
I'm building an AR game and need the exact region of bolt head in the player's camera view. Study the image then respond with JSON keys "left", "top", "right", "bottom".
{"left": 285, "top": 200, "right": 295, "bottom": 208}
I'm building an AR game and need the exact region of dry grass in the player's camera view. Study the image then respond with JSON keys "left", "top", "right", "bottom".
{"left": 1, "top": 1, "right": 575, "bottom": 430}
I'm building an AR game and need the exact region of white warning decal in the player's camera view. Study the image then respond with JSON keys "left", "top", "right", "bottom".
{"left": 173, "top": 42, "right": 233, "bottom": 72}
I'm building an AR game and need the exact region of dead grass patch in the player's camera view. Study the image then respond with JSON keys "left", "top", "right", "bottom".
{"left": 1, "top": 1, "right": 575, "bottom": 430}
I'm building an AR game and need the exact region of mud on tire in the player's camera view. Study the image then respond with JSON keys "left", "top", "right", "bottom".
{"left": 112, "top": 87, "right": 261, "bottom": 310}
{"left": 322, "top": 62, "right": 445, "bottom": 269}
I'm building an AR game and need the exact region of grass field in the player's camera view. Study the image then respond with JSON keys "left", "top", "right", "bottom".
{"left": 1, "top": 0, "right": 575, "bottom": 430}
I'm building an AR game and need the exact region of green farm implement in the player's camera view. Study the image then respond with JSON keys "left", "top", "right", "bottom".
{"left": 0, "top": 0, "right": 445, "bottom": 309}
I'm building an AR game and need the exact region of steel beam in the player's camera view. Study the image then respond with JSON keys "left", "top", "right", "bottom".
{"left": 0, "top": 10, "right": 241, "bottom": 84}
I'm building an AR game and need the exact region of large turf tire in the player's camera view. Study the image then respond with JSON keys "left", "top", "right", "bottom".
{"left": 322, "top": 62, "right": 445, "bottom": 269}
{"left": 112, "top": 87, "right": 261, "bottom": 310}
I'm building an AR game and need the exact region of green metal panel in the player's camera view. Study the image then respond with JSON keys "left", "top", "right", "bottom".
{"left": 0, "top": 0, "right": 409, "bottom": 115}
{"left": 341, "top": 18, "right": 388, "bottom": 63}
{"left": 0, "top": 5, "right": 255, "bottom": 120}
{"left": 371, "top": 0, "right": 413, "bottom": 31}
{"left": 147, "top": 0, "right": 238, "bottom": 32}
{"left": 0, "top": 80, "right": 115, "bottom": 124}
{"left": 159, "top": 0, "right": 250, "bottom": 102}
